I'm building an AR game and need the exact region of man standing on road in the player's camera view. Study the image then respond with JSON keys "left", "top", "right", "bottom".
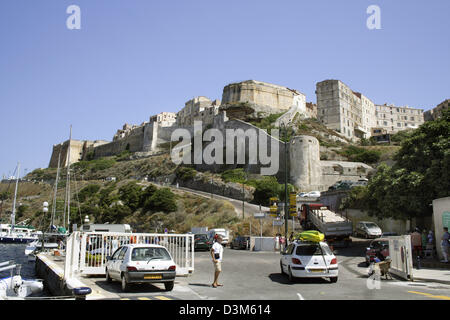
{"left": 441, "top": 227, "right": 449, "bottom": 263}
{"left": 211, "top": 235, "right": 224, "bottom": 288}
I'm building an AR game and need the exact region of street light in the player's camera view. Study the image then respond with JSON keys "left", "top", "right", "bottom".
{"left": 42, "top": 202, "right": 49, "bottom": 250}
{"left": 279, "top": 121, "right": 290, "bottom": 246}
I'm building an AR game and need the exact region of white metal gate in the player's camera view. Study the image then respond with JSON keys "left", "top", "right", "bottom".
{"left": 65, "top": 231, "right": 194, "bottom": 277}
{"left": 388, "top": 235, "right": 414, "bottom": 280}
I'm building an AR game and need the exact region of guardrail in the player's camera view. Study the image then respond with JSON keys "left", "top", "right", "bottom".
{"left": 65, "top": 232, "right": 194, "bottom": 278}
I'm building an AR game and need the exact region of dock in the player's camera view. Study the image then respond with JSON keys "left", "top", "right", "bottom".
{"left": 35, "top": 252, "right": 120, "bottom": 299}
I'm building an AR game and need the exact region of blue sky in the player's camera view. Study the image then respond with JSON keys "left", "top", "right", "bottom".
{"left": 0, "top": 0, "right": 449, "bottom": 176}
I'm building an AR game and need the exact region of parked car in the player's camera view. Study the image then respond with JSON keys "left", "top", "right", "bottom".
{"left": 194, "top": 234, "right": 212, "bottom": 251}
{"left": 230, "top": 236, "right": 250, "bottom": 250}
{"left": 280, "top": 241, "right": 338, "bottom": 283}
{"left": 365, "top": 238, "right": 389, "bottom": 266}
{"left": 297, "top": 192, "right": 308, "bottom": 198}
{"left": 305, "top": 191, "right": 321, "bottom": 198}
{"left": 355, "top": 221, "right": 382, "bottom": 239}
{"left": 328, "top": 180, "right": 353, "bottom": 191}
{"left": 105, "top": 244, "right": 176, "bottom": 292}
{"left": 350, "top": 180, "right": 368, "bottom": 188}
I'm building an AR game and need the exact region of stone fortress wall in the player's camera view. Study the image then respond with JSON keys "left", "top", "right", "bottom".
{"left": 220, "top": 80, "right": 306, "bottom": 121}
{"left": 49, "top": 79, "right": 374, "bottom": 191}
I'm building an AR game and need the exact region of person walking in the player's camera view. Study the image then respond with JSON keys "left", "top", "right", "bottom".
{"left": 411, "top": 228, "right": 422, "bottom": 257}
{"left": 211, "top": 235, "right": 224, "bottom": 288}
{"left": 441, "top": 227, "right": 449, "bottom": 263}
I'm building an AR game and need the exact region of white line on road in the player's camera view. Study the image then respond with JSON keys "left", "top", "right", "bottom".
{"left": 297, "top": 293, "right": 305, "bottom": 300}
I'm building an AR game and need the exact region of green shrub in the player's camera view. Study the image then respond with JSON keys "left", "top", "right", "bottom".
{"left": 176, "top": 167, "right": 197, "bottom": 181}
{"left": 144, "top": 188, "right": 177, "bottom": 213}
{"left": 221, "top": 169, "right": 246, "bottom": 183}
{"left": 339, "top": 146, "right": 381, "bottom": 164}
{"left": 118, "top": 182, "right": 143, "bottom": 211}
{"left": 78, "top": 184, "right": 101, "bottom": 202}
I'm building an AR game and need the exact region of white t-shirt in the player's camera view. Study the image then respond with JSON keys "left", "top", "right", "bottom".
{"left": 212, "top": 242, "right": 223, "bottom": 262}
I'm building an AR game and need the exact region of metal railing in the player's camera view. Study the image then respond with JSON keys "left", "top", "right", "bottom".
{"left": 65, "top": 232, "right": 194, "bottom": 278}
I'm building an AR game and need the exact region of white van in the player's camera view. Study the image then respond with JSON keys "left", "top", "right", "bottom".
{"left": 81, "top": 224, "right": 132, "bottom": 233}
{"left": 207, "top": 228, "right": 229, "bottom": 246}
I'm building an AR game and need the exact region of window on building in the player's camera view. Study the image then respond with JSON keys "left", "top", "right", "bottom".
{"left": 397, "top": 123, "right": 401, "bottom": 127}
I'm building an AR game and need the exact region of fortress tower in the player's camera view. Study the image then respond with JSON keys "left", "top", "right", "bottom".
{"left": 289, "top": 135, "right": 322, "bottom": 191}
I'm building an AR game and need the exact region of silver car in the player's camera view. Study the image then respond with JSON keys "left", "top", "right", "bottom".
{"left": 355, "top": 221, "right": 382, "bottom": 239}
{"left": 105, "top": 244, "right": 176, "bottom": 292}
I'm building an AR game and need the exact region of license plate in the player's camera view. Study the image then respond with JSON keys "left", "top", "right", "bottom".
{"left": 309, "top": 269, "right": 325, "bottom": 273}
{"left": 144, "top": 274, "right": 162, "bottom": 280}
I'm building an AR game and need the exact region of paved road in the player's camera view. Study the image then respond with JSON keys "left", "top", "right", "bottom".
{"left": 93, "top": 240, "right": 450, "bottom": 300}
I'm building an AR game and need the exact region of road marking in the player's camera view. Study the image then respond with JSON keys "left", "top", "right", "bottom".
{"left": 155, "top": 296, "right": 172, "bottom": 300}
{"left": 408, "top": 291, "right": 450, "bottom": 300}
{"left": 297, "top": 293, "right": 305, "bottom": 300}
{"left": 120, "top": 298, "right": 130, "bottom": 300}
{"left": 138, "top": 297, "right": 152, "bottom": 300}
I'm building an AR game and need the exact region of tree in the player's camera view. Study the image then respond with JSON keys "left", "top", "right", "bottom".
{"left": 344, "top": 109, "right": 450, "bottom": 220}
{"left": 139, "top": 184, "right": 157, "bottom": 207}
{"left": 144, "top": 188, "right": 177, "bottom": 213}
{"left": 78, "top": 184, "right": 101, "bottom": 202}
{"left": 118, "top": 182, "right": 143, "bottom": 211}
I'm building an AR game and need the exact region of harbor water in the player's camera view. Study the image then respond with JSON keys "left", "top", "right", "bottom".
{"left": 0, "top": 243, "right": 50, "bottom": 296}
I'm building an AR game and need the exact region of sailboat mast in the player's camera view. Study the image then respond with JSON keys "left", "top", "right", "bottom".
{"left": 50, "top": 152, "right": 61, "bottom": 231}
{"left": 66, "top": 126, "right": 72, "bottom": 232}
{"left": 10, "top": 163, "right": 20, "bottom": 234}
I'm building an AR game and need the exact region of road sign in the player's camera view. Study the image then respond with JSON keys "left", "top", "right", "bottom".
{"left": 443, "top": 212, "right": 450, "bottom": 229}
{"left": 254, "top": 212, "right": 266, "bottom": 219}
{"left": 273, "top": 220, "right": 284, "bottom": 226}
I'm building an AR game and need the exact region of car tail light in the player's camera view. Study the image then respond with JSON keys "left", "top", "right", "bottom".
{"left": 168, "top": 265, "right": 176, "bottom": 271}
{"left": 127, "top": 266, "right": 137, "bottom": 271}
{"left": 292, "top": 258, "right": 302, "bottom": 265}
{"left": 330, "top": 258, "right": 337, "bottom": 265}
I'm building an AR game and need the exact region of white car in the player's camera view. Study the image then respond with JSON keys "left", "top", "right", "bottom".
{"left": 105, "top": 244, "right": 176, "bottom": 292}
{"left": 280, "top": 241, "right": 338, "bottom": 283}
{"left": 305, "top": 191, "right": 321, "bottom": 198}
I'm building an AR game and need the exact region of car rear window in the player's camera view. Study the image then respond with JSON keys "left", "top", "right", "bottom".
{"left": 295, "top": 244, "right": 323, "bottom": 256}
{"left": 131, "top": 247, "right": 171, "bottom": 261}
{"left": 195, "top": 235, "right": 208, "bottom": 240}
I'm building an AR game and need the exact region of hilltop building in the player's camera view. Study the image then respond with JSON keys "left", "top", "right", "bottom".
{"left": 375, "top": 103, "right": 424, "bottom": 134}
{"left": 424, "top": 99, "right": 450, "bottom": 121}
{"left": 316, "top": 80, "right": 376, "bottom": 140}
{"left": 316, "top": 79, "right": 425, "bottom": 140}
{"left": 220, "top": 80, "right": 306, "bottom": 121}
{"left": 176, "top": 97, "right": 220, "bottom": 127}
{"left": 48, "top": 139, "right": 108, "bottom": 168}
{"left": 48, "top": 79, "right": 382, "bottom": 190}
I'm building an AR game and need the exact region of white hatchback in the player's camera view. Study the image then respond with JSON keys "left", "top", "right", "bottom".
{"left": 280, "top": 241, "right": 338, "bottom": 283}
{"left": 105, "top": 244, "right": 177, "bottom": 292}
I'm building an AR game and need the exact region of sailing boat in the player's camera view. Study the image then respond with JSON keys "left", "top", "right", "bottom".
{"left": 0, "top": 163, "right": 39, "bottom": 244}
{"left": 25, "top": 141, "right": 70, "bottom": 260}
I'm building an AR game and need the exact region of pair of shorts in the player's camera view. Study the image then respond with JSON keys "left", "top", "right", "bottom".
{"left": 213, "top": 261, "right": 222, "bottom": 272}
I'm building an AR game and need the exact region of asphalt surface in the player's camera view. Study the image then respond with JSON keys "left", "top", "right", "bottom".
{"left": 92, "top": 239, "right": 450, "bottom": 300}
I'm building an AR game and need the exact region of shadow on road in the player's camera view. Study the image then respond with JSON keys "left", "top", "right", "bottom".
{"left": 268, "top": 273, "right": 330, "bottom": 285}
{"left": 188, "top": 283, "right": 214, "bottom": 288}
{"left": 95, "top": 279, "right": 167, "bottom": 293}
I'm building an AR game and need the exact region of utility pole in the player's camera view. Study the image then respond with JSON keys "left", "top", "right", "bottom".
{"left": 280, "top": 122, "right": 289, "bottom": 245}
